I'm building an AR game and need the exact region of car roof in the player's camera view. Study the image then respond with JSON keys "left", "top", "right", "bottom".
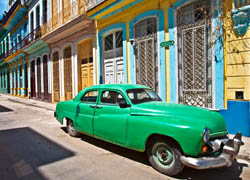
{"left": 84, "top": 84, "right": 150, "bottom": 92}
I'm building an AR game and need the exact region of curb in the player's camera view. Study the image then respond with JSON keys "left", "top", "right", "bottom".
{"left": 8, "top": 98, "right": 55, "bottom": 111}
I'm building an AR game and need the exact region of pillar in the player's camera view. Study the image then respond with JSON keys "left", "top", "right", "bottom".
{"left": 22, "top": 58, "right": 26, "bottom": 96}
{"left": 13, "top": 66, "right": 16, "bottom": 95}
{"left": 28, "top": 61, "right": 31, "bottom": 98}
{"left": 18, "top": 63, "right": 21, "bottom": 96}
{"left": 41, "top": 56, "right": 44, "bottom": 97}
{"left": 9, "top": 66, "right": 12, "bottom": 94}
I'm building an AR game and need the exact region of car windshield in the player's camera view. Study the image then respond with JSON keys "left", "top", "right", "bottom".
{"left": 126, "top": 88, "right": 162, "bottom": 104}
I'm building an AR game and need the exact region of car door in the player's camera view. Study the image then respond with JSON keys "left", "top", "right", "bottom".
{"left": 75, "top": 90, "right": 98, "bottom": 135}
{"left": 93, "top": 90, "right": 130, "bottom": 145}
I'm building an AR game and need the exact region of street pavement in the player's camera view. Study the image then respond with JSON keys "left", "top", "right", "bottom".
{"left": 0, "top": 94, "right": 250, "bottom": 180}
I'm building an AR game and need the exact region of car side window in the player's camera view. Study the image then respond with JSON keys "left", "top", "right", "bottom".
{"left": 81, "top": 91, "right": 98, "bottom": 103}
{"left": 101, "top": 91, "right": 125, "bottom": 104}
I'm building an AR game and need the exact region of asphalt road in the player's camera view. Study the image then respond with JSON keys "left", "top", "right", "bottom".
{"left": 0, "top": 96, "right": 249, "bottom": 180}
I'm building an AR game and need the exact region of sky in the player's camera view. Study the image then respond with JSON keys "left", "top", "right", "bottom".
{"left": 0, "top": 1, "right": 9, "bottom": 20}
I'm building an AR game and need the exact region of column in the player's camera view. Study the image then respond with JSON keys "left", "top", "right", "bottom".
{"left": 13, "top": 66, "right": 16, "bottom": 95}
{"left": 22, "top": 60, "right": 26, "bottom": 96}
{"left": 12, "top": 66, "right": 14, "bottom": 95}
{"left": 35, "top": 59, "right": 38, "bottom": 96}
{"left": 41, "top": 57, "right": 44, "bottom": 97}
{"left": 18, "top": 63, "right": 21, "bottom": 96}
{"left": 48, "top": 54, "right": 51, "bottom": 99}
{"left": 9, "top": 66, "right": 12, "bottom": 94}
{"left": 5, "top": 69, "right": 8, "bottom": 93}
{"left": 28, "top": 61, "right": 31, "bottom": 98}
{"left": 59, "top": 49, "right": 64, "bottom": 101}
{"left": 73, "top": 43, "right": 78, "bottom": 98}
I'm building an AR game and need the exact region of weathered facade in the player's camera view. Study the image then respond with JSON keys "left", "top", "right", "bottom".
{"left": 41, "top": 0, "right": 95, "bottom": 103}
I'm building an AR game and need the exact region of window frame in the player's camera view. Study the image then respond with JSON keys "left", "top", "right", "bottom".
{"left": 80, "top": 90, "right": 99, "bottom": 104}
{"left": 99, "top": 89, "right": 127, "bottom": 106}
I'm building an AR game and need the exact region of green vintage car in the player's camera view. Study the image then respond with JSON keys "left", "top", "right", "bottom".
{"left": 54, "top": 84, "right": 243, "bottom": 176}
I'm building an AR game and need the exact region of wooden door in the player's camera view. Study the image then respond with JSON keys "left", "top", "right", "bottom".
{"left": 53, "top": 52, "right": 60, "bottom": 102}
{"left": 64, "top": 47, "right": 72, "bottom": 100}
{"left": 31, "top": 61, "right": 36, "bottom": 97}
{"left": 78, "top": 39, "right": 93, "bottom": 91}
{"left": 37, "top": 58, "right": 41, "bottom": 98}
{"left": 43, "top": 55, "right": 48, "bottom": 100}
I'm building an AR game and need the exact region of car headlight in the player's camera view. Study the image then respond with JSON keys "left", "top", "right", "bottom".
{"left": 203, "top": 127, "right": 210, "bottom": 142}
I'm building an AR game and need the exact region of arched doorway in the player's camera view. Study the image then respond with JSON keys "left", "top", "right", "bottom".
{"left": 78, "top": 39, "right": 93, "bottom": 91}
{"left": 177, "top": 0, "right": 212, "bottom": 108}
{"left": 43, "top": 55, "right": 48, "bottom": 101}
{"left": 53, "top": 52, "right": 60, "bottom": 102}
{"left": 64, "top": 47, "right": 72, "bottom": 100}
{"left": 134, "top": 17, "right": 158, "bottom": 92}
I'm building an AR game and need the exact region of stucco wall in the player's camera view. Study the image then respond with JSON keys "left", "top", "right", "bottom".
{"left": 224, "top": 0, "right": 250, "bottom": 101}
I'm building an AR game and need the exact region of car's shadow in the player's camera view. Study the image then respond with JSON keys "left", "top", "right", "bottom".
{"left": 0, "top": 104, "right": 13, "bottom": 113}
{"left": 60, "top": 127, "right": 248, "bottom": 179}
{"left": 60, "top": 127, "right": 149, "bottom": 165}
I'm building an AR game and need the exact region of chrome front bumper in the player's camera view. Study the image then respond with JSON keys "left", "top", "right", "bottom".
{"left": 180, "top": 133, "right": 244, "bottom": 169}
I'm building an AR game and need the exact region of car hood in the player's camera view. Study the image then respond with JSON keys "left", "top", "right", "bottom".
{"left": 131, "top": 101, "right": 227, "bottom": 135}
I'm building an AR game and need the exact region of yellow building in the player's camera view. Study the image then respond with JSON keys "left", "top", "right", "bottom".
{"left": 221, "top": 0, "right": 250, "bottom": 136}
{"left": 87, "top": 0, "right": 250, "bottom": 136}
{"left": 42, "top": 0, "right": 95, "bottom": 103}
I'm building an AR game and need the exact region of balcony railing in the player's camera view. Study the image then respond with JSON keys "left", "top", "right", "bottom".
{"left": 41, "top": 0, "right": 85, "bottom": 36}
{"left": 21, "top": 27, "right": 41, "bottom": 47}
{"left": 86, "top": 0, "right": 106, "bottom": 11}
{"left": 3, "top": 0, "right": 21, "bottom": 25}
{"left": 5, "top": 27, "right": 41, "bottom": 57}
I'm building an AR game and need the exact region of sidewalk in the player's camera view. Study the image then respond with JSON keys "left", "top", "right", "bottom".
{"left": 0, "top": 93, "right": 249, "bottom": 162}
{"left": 0, "top": 94, "right": 56, "bottom": 111}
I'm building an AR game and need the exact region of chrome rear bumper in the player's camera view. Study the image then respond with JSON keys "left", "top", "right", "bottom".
{"left": 180, "top": 133, "right": 244, "bottom": 169}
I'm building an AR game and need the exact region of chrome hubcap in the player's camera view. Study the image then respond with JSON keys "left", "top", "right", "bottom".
{"left": 152, "top": 143, "right": 174, "bottom": 168}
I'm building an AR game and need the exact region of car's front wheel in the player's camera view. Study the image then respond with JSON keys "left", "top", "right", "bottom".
{"left": 67, "top": 120, "right": 80, "bottom": 137}
{"left": 147, "top": 137, "right": 184, "bottom": 176}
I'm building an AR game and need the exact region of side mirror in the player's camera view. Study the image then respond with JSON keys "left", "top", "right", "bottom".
{"left": 119, "top": 100, "right": 131, "bottom": 108}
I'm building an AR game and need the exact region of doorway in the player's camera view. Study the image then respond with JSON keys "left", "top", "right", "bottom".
{"left": 64, "top": 47, "right": 73, "bottom": 100}
{"left": 78, "top": 39, "right": 93, "bottom": 91}
{"left": 177, "top": 0, "right": 212, "bottom": 108}
{"left": 134, "top": 17, "right": 158, "bottom": 92}
{"left": 53, "top": 52, "right": 60, "bottom": 102}
{"left": 31, "top": 61, "right": 36, "bottom": 97}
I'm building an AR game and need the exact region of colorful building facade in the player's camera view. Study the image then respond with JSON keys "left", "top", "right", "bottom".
{"left": 86, "top": 0, "right": 250, "bottom": 136}
{"left": 0, "top": 21, "right": 10, "bottom": 94}
{"left": 86, "top": 0, "right": 223, "bottom": 106}
{"left": 41, "top": 0, "right": 95, "bottom": 103}
{"left": 0, "top": 0, "right": 249, "bottom": 136}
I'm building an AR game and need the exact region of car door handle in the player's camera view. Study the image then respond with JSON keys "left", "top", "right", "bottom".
{"left": 89, "top": 105, "right": 96, "bottom": 108}
{"left": 96, "top": 105, "right": 103, "bottom": 109}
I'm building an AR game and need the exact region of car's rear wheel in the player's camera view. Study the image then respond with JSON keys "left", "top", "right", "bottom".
{"left": 67, "top": 120, "right": 80, "bottom": 137}
{"left": 147, "top": 137, "right": 184, "bottom": 176}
